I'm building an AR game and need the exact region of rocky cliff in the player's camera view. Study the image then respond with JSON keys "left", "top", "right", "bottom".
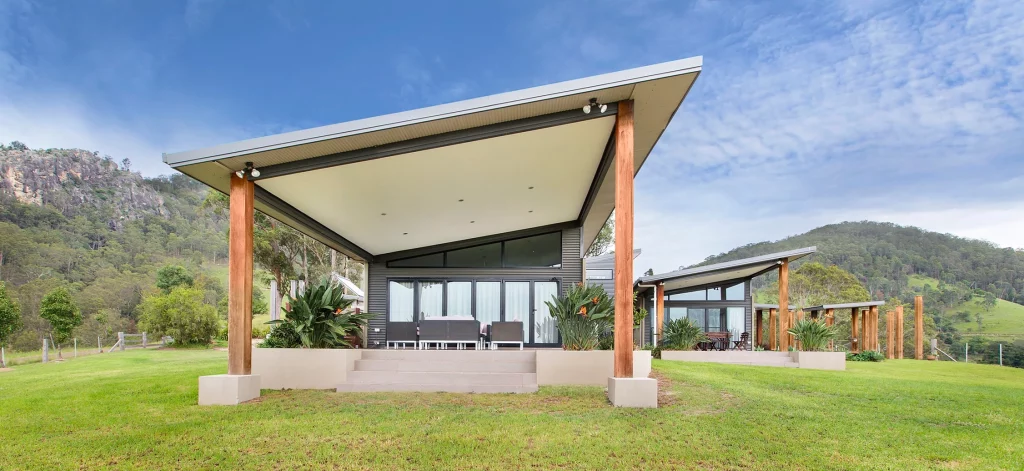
{"left": 0, "top": 147, "right": 168, "bottom": 228}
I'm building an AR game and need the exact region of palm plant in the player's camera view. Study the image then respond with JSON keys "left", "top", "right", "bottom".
{"left": 661, "top": 318, "right": 708, "bottom": 350}
{"left": 544, "top": 283, "right": 613, "bottom": 350}
{"left": 267, "top": 278, "right": 376, "bottom": 349}
{"left": 787, "top": 319, "right": 837, "bottom": 352}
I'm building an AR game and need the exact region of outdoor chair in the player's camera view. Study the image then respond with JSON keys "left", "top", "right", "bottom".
{"left": 386, "top": 322, "right": 418, "bottom": 349}
{"left": 734, "top": 332, "right": 750, "bottom": 350}
{"left": 488, "top": 322, "right": 524, "bottom": 350}
{"left": 418, "top": 320, "right": 448, "bottom": 350}
{"left": 447, "top": 320, "right": 482, "bottom": 350}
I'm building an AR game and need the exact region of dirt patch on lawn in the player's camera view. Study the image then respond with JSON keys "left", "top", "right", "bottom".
{"left": 0, "top": 367, "right": 13, "bottom": 373}
{"left": 650, "top": 369, "right": 678, "bottom": 407}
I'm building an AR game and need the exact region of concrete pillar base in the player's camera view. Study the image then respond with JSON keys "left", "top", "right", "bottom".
{"left": 198, "top": 374, "right": 261, "bottom": 406}
{"left": 607, "top": 377, "right": 658, "bottom": 408}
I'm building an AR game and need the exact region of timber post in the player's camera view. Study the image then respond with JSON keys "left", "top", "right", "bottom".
{"left": 228, "top": 173, "right": 255, "bottom": 375}
{"left": 778, "top": 261, "right": 790, "bottom": 351}
{"left": 914, "top": 296, "right": 924, "bottom": 360}
{"left": 612, "top": 100, "right": 635, "bottom": 378}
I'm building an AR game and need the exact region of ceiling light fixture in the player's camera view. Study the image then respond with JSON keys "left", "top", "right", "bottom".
{"left": 235, "top": 161, "right": 260, "bottom": 179}
{"left": 582, "top": 98, "right": 607, "bottom": 114}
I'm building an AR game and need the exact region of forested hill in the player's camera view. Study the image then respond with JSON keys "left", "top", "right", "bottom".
{"left": 699, "top": 221, "right": 1024, "bottom": 304}
{"left": 0, "top": 143, "right": 229, "bottom": 351}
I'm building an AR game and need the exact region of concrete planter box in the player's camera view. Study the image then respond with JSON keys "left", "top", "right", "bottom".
{"left": 535, "top": 350, "right": 651, "bottom": 386}
{"left": 252, "top": 348, "right": 362, "bottom": 390}
{"left": 791, "top": 351, "right": 845, "bottom": 370}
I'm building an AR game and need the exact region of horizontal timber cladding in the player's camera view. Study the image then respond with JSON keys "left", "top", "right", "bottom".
{"left": 366, "top": 226, "right": 583, "bottom": 347}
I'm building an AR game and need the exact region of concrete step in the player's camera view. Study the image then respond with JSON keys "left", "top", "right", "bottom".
{"left": 336, "top": 383, "right": 538, "bottom": 394}
{"left": 355, "top": 359, "right": 535, "bottom": 373}
{"left": 347, "top": 371, "right": 536, "bottom": 386}
{"left": 362, "top": 350, "right": 536, "bottom": 363}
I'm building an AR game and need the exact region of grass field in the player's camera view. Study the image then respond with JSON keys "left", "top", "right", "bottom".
{"left": 1, "top": 350, "right": 1021, "bottom": 470}
{"left": 910, "top": 275, "right": 1024, "bottom": 339}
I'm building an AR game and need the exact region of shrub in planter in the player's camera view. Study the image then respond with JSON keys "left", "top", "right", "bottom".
{"left": 786, "top": 319, "right": 837, "bottom": 351}
{"left": 846, "top": 350, "right": 885, "bottom": 362}
{"left": 545, "top": 283, "right": 613, "bottom": 351}
{"left": 264, "top": 278, "right": 376, "bottom": 349}
{"left": 661, "top": 318, "right": 708, "bottom": 350}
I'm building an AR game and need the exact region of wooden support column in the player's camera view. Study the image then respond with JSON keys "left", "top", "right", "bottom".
{"left": 655, "top": 283, "right": 665, "bottom": 346}
{"left": 613, "top": 100, "right": 634, "bottom": 378}
{"left": 896, "top": 305, "right": 905, "bottom": 359}
{"left": 768, "top": 308, "right": 778, "bottom": 351}
{"left": 886, "top": 311, "right": 895, "bottom": 359}
{"left": 778, "top": 261, "right": 790, "bottom": 351}
{"left": 869, "top": 306, "right": 879, "bottom": 351}
{"left": 914, "top": 296, "right": 924, "bottom": 360}
{"left": 228, "top": 174, "right": 254, "bottom": 376}
{"left": 825, "top": 308, "right": 835, "bottom": 351}
{"left": 754, "top": 309, "right": 763, "bottom": 348}
{"left": 851, "top": 308, "right": 860, "bottom": 353}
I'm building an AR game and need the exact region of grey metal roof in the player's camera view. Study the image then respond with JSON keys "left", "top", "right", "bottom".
{"left": 584, "top": 249, "right": 642, "bottom": 266}
{"left": 753, "top": 304, "right": 798, "bottom": 310}
{"left": 636, "top": 247, "right": 817, "bottom": 285}
{"left": 804, "top": 301, "right": 886, "bottom": 310}
{"left": 163, "top": 57, "right": 703, "bottom": 168}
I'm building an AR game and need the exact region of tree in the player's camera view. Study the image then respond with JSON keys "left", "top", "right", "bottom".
{"left": 39, "top": 287, "right": 82, "bottom": 359}
{"left": 981, "top": 292, "right": 997, "bottom": 311}
{"left": 0, "top": 282, "right": 22, "bottom": 367}
{"left": 585, "top": 215, "right": 614, "bottom": 257}
{"left": 156, "top": 265, "right": 194, "bottom": 294}
{"left": 758, "top": 262, "right": 870, "bottom": 308}
{"left": 138, "top": 287, "right": 219, "bottom": 346}
{"left": 8, "top": 141, "right": 27, "bottom": 151}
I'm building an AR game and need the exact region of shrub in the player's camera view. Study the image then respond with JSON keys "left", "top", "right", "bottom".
{"left": 40, "top": 286, "right": 82, "bottom": 359}
{"left": 155, "top": 265, "right": 194, "bottom": 294}
{"left": 137, "top": 287, "right": 219, "bottom": 346}
{"left": 0, "top": 282, "right": 21, "bottom": 367}
{"left": 264, "top": 278, "right": 376, "bottom": 349}
{"left": 847, "top": 350, "right": 885, "bottom": 362}
{"left": 787, "top": 319, "right": 837, "bottom": 352}
{"left": 661, "top": 318, "right": 708, "bottom": 350}
{"left": 251, "top": 324, "right": 270, "bottom": 339}
{"left": 544, "top": 283, "right": 613, "bottom": 351}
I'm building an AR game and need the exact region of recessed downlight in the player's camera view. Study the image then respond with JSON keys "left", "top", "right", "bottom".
{"left": 470, "top": 220, "right": 475, "bottom": 223}
{"left": 528, "top": 186, "right": 534, "bottom": 190}
{"left": 458, "top": 199, "right": 464, "bottom": 202}
{"left": 529, "top": 210, "right": 533, "bottom": 213}
{"left": 381, "top": 213, "right": 387, "bottom": 216}
{"left": 403, "top": 232, "right": 408, "bottom": 235}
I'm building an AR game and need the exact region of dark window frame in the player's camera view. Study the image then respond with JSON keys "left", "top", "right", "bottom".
{"left": 385, "top": 231, "right": 563, "bottom": 269}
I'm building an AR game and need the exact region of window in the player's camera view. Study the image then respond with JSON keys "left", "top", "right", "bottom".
{"left": 686, "top": 308, "right": 706, "bottom": 329}
{"left": 476, "top": 282, "right": 501, "bottom": 326}
{"left": 669, "top": 289, "right": 705, "bottom": 301}
{"left": 707, "top": 286, "right": 722, "bottom": 301}
{"left": 706, "top": 308, "right": 722, "bottom": 331}
{"left": 388, "top": 281, "right": 414, "bottom": 321}
{"left": 386, "top": 232, "right": 563, "bottom": 268}
{"left": 725, "top": 282, "right": 745, "bottom": 301}
{"left": 446, "top": 243, "right": 501, "bottom": 268}
{"left": 726, "top": 307, "right": 745, "bottom": 340}
{"left": 504, "top": 232, "right": 561, "bottom": 267}
{"left": 418, "top": 281, "right": 444, "bottom": 319}
{"left": 447, "top": 282, "right": 472, "bottom": 317}
{"left": 387, "top": 252, "right": 443, "bottom": 268}
{"left": 586, "top": 269, "right": 612, "bottom": 280}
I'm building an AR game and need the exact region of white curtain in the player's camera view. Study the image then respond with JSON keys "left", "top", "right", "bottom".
{"left": 504, "top": 282, "right": 531, "bottom": 341}
{"left": 534, "top": 282, "right": 558, "bottom": 343}
{"left": 388, "top": 281, "right": 414, "bottom": 321}
{"left": 727, "top": 307, "right": 745, "bottom": 341}
{"left": 476, "top": 282, "right": 501, "bottom": 327}
{"left": 447, "top": 282, "right": 472, "bottom": 317}
{"left": 419, "top": 281, "right": 443, "bottom": 319}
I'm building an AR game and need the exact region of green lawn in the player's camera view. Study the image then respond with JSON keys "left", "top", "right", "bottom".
{"left": 1, "top": 350, "right": 1022, "bottom": 470}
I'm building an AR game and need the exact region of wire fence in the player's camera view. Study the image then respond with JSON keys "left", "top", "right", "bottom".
{"left": 1, "top": 332, "right": 171, "bottom": 367}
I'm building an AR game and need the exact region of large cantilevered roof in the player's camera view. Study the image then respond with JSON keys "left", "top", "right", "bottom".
{"left": 635, "top": 247, "right": 817, "bottom": 293}
{"left": 163, "top": 57, "right": 702, "bottom": 262}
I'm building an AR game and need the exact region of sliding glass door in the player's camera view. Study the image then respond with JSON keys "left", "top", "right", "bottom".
{"left": 504, "top": 282, "right": 531, "bottom": 342}
{"left": 533, "top": 282, "right": 559, "bottom": 345}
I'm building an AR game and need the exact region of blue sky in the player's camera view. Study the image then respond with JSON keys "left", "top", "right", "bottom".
{"left": 1, "top": 0, "right": 1022, "bottom": 273}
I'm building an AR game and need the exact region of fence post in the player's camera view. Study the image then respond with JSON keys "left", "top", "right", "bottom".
{"left": 42, "top": 339, "right": 49, "bottom": 363}
{"left": 74, "top": 338, "right": 78, "bottom": 358}
{"left": 930, "top": 339, "right": 937, "bottom": 357}
{"left": 118, "top": 332, "right": 125, "bottom": 351}
{"left": 142, "top": 332, "right": 147, "bottom": 348}
{"left": 999, "top": 344, "right": 1003, "bottom": 366}
{"left": 270, "top": 279, "right": 280, "bottom": 321}
{"left": 98, "top": 336, "right": 102, "bottom": 353}
{"left": 964, "top": 343, "right": 969, "bottom": 363}
{"left": 1, "top": 346, "right": 5, "bottom": 368}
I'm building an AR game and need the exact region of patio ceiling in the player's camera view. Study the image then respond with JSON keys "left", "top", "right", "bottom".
{"left": 164, "top": 57, "right": 703, "bottom": 261}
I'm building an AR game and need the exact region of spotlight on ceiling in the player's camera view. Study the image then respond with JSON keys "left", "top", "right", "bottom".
{"left": 236, "top": 161, "right": 260, "bottom": 179}
{"left": 250, "top": 168, "right": 261, "bottom": 178}
{"left": 583, "top": 98, "right": 606, "bottom": 114}
{"left": 235, "top": 170, "right": 244, "bottom": 179}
